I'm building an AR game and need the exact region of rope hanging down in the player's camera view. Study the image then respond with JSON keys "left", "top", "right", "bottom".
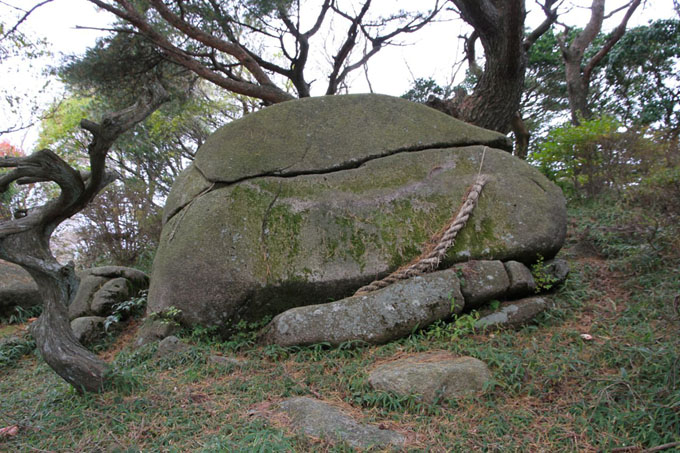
{"left": 354, "top": 150, "right": 489, "bottom": 296}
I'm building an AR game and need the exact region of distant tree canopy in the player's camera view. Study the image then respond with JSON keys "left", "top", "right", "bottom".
{"left": 83, "top": 0, "right": 442, "bottom": 102}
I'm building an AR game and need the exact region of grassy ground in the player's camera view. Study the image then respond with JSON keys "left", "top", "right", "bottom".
{"left": 1, "top": 197, "right": 678, "bottom": 452}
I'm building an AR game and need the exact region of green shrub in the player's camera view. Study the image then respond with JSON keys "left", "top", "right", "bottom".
{"left": 532, "top": 118, "right": 657, "bottom": 198}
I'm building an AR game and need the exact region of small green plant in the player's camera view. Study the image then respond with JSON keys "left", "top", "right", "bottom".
{"left": 0, "top": 334, "right": 36, "bottom": 368}
{"left": 104, "top": 291, "right": 148, "bottom": 331}
{"left": 449, "top": 291, "right": 458, "bottom": 312}
{"left": 149, "top": 305, "right": 183, "bottom": 326}
{"left": 424, "top": 312, "right": 480, "bottom": 341}
{"left": 184, "top": 324, "right": 221, "bottom": 344}
{"left": 455, "top": 267, "right": 466, "bottom": 287}
{"left": 262, "top": 343, "right": 290, "bottom": 361}
{"left": 453, "top": 311, "right": 480, "bottom": 332}
{"left": 531, "top": 254, "right": 559, "bottom": 292}
{"left": 221, "top": 316, "right": 272, "bottom": 352}
{"left": 1, "top": 305, "right": 42, "bottom": 325}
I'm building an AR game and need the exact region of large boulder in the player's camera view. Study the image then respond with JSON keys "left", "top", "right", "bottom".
{"left": 149, "top": 94, "right": 566, "bottom": 331}
{"left": 0, "top": 260, "right": 41, "bottom": 317}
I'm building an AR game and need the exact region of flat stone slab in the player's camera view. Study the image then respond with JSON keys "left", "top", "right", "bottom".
{"left": 261, "top": 268, "right": 463, "bottom": 347}
{"left": 368, "top": 353, "right": 491, "bottom": 403}
{"left": 275, "top": 397, "right": 404, "bottom": 449}
{"left": 475, "top": 296, "right": 551, "bottom": 330}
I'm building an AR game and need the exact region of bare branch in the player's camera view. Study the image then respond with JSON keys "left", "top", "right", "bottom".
{"left": 464, "top": 30, "right": 482, "bottom": 78}
{"left": 86, "top": 0, "right": 293, "bottom": 104}
{"left": 0, "top": 121, "right": 35, "bottom": 136}
{"left": 146, "top": 0, "right": 274, "bottom": 87}
{"left": 326, "top": 0, "right": 373, "bottom": 95}
{"left": 568, "top": 0, "right": 605, "bottom": 61}
{"left": 524, "top": 0, "right": 561, "bottom": 50}
{"left": 327, "top": 1, "right": 442, "bottom": 95}
{"left": 0, "top": 0, "right": 55, "bottom": 41}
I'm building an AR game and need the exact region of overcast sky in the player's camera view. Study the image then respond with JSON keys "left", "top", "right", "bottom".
{"left": 1, "top": 0, "right": 675, "bottom": 150}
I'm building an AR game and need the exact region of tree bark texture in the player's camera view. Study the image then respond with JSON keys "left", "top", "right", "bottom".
{"left": 450, "top": 0, "right": 528, "bottom": 133}
{"left": 560, "top": 0, "right": 641, "bottom": 124}
{"left": 2, "top": 231, "right": 108, "bottom": 392}
{"left": 427, "top": 0, "right": 557, "bottom": 139}
{"left": 0, "top": 83, "right": 168, "bottom": 392}
{"left": 511, "top": 112, "right": 530, "bottom": 159}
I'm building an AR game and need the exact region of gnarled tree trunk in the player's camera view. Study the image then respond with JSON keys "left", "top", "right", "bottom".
{"left": 0, "top": 83, "right": 168, "bottom": 392}
{"left": 451, "top": 0, "right": 527, "bottom": 133}
{"left": 427, "top": 0, "right": 558, "bottom": 151}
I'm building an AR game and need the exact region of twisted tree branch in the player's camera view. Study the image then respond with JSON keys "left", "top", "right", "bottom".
{"left": 0, "top": 81, "right": 168, "bottom": 392}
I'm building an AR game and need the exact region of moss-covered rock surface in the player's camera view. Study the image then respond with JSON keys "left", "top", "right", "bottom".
{"left": 148, "top": 94, "right": 566, "bottom": 332}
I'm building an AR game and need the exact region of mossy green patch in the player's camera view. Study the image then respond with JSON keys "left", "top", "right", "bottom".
{"left": 262, "top": 203, "right": 306, "bottom": 281}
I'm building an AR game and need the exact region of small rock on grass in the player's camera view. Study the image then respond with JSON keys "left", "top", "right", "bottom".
{"left": 545, "top": 259, "right": 569, "bottom": 285}
{"left": 134, "top": 320, "right": 178, "bottom": 348}
{"left": 368, "top": 352, "right": 491, "bottom": 404}
{"left": 475, "top": 296, "right": 551, "bottom": 330}
{"left": 70, "top": 316, "right": 105, "bottom": 345}
{"left": 154, "top": 335, "right": 190, "bottom": 358}
{"left": 276, "top": 397, "right": 404, "bottom": 449}
{"left": 209, "top": 355, "right": 246, "bottom": 368}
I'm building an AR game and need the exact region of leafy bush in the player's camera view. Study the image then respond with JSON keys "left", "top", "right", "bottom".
{"left": 532, "top": 118, "right": 657, "bottom": 198}
{"left": 629, "top": 162, "right": 680, "bottom": 217}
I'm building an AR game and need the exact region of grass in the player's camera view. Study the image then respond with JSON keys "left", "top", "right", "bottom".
{"left": 1, "top": 195, "right": 679, "bottom": 452}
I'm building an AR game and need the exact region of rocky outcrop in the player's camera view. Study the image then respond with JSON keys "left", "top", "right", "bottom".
{"left": 504, "top": 260, "right": 537, "bottom": 297}
{"left": 368, "top": 353, "right": 491, "bottom": 403}
{"left": 68, "top": 266, "right": 148, "bottom": 320}
{"left": 0, "top": 260, "right": 41, "bottom": 317}
{"left": 149, "top": 94, "right": 567, "bottom": 332}
{"left": 134, "top": 320, "right": 179, "bottom": 348}
{"left": 455, "top": 260, "right": 511, "bottom": 309}
{"left": 70, "top": 316, "right": 105, "bottom": 345}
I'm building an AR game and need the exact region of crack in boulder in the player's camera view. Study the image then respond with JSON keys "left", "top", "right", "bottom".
{"left": 165, "top": 142, "right": 496, "bottom": 225}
